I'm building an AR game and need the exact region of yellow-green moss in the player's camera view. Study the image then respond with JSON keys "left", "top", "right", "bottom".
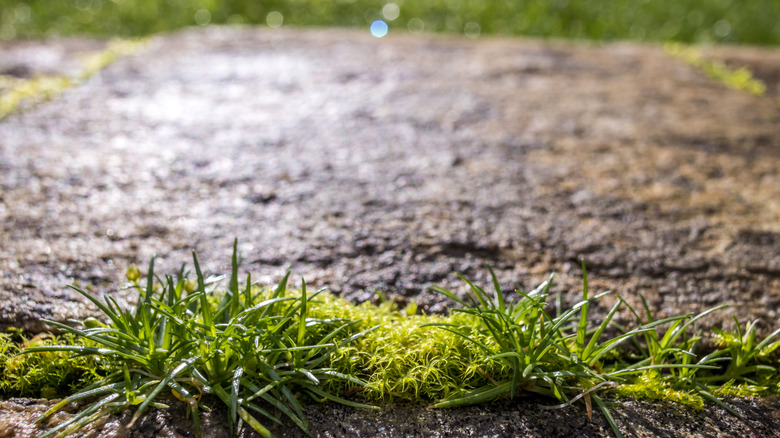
{"left": 665, "top": 43, "right": 768, "bottom": 97}
{"left": 0, "top": 331, "right": 107, "bottom": 398}
{"left": 0, "top": 38, "right": 146, "bottom": 119}
{"left": 612, "top": 372, "right": 705, "bottom": 410}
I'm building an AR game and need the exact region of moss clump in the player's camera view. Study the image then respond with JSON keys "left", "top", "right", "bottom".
{"left": 0, "top": 38, "right": 146, "bottom": 119}
{"left": 2, "top": 243, "right": 778, "bottom": 438}
{"left": 0, "top": 331, "right": 107, "bottom": 399}
{"left": 612, "top": 372, "right": 705, "bottom": 410}
{"left": 317, "top": 300, "right": 510, "bottom": 401}
{"left": 665, "top": 43, "right": 769, "bottom": 98}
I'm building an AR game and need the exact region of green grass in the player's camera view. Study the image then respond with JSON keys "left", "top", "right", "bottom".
{"left": 3, "top": 241, "right": 779, "bottom": 437}
{"left": 2, "top": 0, "right": 780, "bottom": 45}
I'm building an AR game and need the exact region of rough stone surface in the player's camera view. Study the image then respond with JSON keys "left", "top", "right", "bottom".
{"left": 1, "top": 395, "right": 779, "bottom": 438}
{"left": 1, "top": 27, "right": 779, "bottom": 436}
{"left": 0, "top": 37, "right": 108, "bottom": 79}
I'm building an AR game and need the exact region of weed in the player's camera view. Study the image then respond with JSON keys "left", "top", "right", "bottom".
{"left": 8, "top": 244, "right": 779, "bottom": 437}
{"left": 21, "top": 240, "right": 377, "bottom": 438}
{"left": 425, "top": 263, "right": 780, "bottom": 437}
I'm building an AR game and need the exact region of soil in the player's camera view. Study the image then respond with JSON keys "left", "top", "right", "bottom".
{"left": 1, "top": 26, "right": 779, "bottom": 436}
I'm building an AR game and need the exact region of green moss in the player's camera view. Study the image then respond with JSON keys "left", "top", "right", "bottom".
{"left": 2, "top": 245, "right": 779, "bottom": 437}
{"left": 612, "top": 372, "right": 705, "bottom": 410}
{"left": 0, "top": 38, "right": 146, "bottom": 120}
{"left": 0, "top": 331, "right": 107, "bottom": 398}
{"left": 665, "top": 43, "right": 769, "bottom": 98}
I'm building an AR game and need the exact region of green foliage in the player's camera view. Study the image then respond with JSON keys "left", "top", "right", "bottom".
{"left": 424, "top": 264, "right": 779, "bottom": 437}
{"left": 3, "top": 243, "right": 778, "bottom": 437}
{"left": 609, "top": 298, "right": 780, "bottom": 419}
{"left": 0, "top": 331, "right": 107, "bottom": 399}
{"left": 666, "top": 43, "right": 768, "bottom": 97}
{"left": 20, "top": 240, "right": 377, "bottom": 438}
{"left": 423, "top": 265, "right": 656, "bottom": 437}
{"left": 1, "top": 1, "right": 779, "bottom": 45}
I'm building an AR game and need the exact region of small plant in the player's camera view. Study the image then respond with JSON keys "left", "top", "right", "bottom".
{"left": 424, "top": 263, "right": 779, "bottom": 437}
{"left": 425, "top": 264, "right": 639, "bottom": 436}
{"left": 612, "top": 297, "right": 780, "bottom": 417}
{"left": 22, "top": 240, "right": 377, "bottom": 438}
{"left": 11, "top": 245, "right": 779, "bottom": 438}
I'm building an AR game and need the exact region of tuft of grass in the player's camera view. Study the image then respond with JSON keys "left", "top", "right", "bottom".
{"left": 21, "top": 239, "right": 378, "bottom": 438}
{"left": 6, "top": 242, "right": 779, "bottom": 437}
{"left": 422, "top": 264, "right": 659, "bottom": 437}
{"left": 423, "top": 263, "right": 779, "bottom": 437}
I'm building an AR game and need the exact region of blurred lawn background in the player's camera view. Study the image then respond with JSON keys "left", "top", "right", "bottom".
{"left": 1, "top": 0, "right": 779, "bottom": 45}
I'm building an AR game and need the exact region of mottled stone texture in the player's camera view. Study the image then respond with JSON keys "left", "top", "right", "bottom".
{"left": 1, "top": 27, "right": 779, "bottom": 436}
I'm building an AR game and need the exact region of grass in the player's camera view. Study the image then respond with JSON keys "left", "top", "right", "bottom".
{"left": 2, "top": 1, "right": 780, "bottom": 45}
{"left": 2, "top": 241, "right": 779, "bottom": 437}
{"left": 18, "top": 241, "right": 378, "bottom": 438}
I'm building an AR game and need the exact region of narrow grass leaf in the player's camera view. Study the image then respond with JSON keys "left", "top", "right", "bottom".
{"left": 132, "top": 356, "right": 198, "bottom": 423}
{"left": 592, "top": 394, "right": 622, "bottom": 438}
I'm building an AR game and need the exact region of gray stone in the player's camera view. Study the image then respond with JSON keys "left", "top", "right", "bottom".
{"left": 1, "top": 27, "right": 779, "bottom": 436}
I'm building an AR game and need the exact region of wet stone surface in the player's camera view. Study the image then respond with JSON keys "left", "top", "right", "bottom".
{"left": 0, "top": 37, "right": 108, "bottom": 79}
{"left": 1, "top": 27, "right": 779, "bottom": 436}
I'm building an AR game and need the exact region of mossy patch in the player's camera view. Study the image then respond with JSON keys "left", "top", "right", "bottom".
{"left": 1, "top": 242, "right": 778, "bottom": 437}
{"left": 0, "top": 38, "right": 146, "bottom": 119}
{"left": 665, "top": 43, "right": 769, "bottom": 98}
{"left": 0, "top": 331, "right": 107, "bottom": 399}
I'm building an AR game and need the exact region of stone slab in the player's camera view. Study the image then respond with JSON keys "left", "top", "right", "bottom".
{"left": 1, "top": 26, "right": 779, "bottom": 436}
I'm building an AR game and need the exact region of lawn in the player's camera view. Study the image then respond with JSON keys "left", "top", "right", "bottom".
{"left": 1, "top": 0, "right": 779, "bottom": 45}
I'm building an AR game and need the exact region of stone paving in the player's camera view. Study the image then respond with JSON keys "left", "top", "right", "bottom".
{"left": 1, "top": 27, "right": 779, "bottom": 437}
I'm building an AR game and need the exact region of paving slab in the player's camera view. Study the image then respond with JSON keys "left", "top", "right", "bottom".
{"left": 1, "top": 26, "right": 779, "bottom": 436}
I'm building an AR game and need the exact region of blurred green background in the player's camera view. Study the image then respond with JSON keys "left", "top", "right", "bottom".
{"left": 1, "top": 0, "right": 779, "bottom": 45}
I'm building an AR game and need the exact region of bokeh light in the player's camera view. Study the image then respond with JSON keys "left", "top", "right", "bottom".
{"left": 382, "top": 3, "right": 400, "bottom": 22}
{"left": 194, "top": 9, "right": 211, "bottom": 26}
{"left": 407, "top": 18, "right": 424, "bottom": 35}
{"left": 266, "top": 11, "right": 283, "bottom": 29}
{"left": 0, "top": 1, "right": 778, "bottom": 46}
{"left": 464, "top": 22, "right": 480, "bottom": 39}
{"left": 714, "top": 20, "right": 731, "bottom": 38}
{"left": 370, "top": 20, "right": 388, "bottom": 38}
